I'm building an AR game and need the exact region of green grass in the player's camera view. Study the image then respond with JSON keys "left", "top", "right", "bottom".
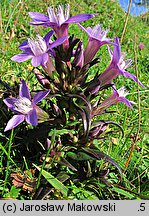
{"left": 0, "top": 0, "right": 149, "bottom": 199}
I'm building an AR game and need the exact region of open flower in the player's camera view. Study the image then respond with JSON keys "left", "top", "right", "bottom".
{"left": 92, "top": 86, "right": 135, "bottom": 116}
{"left": 28, "top": 4, "right": 95, "bottom": 39}
{"left": 3, "top": 79, "right": 50, "bottom": 131}
{"left": 98, "top": 37, "right": 145, "bottom": 88}
{"left": 78, "top": 24, "right": 113, "bottom": 64}
{"left": 11, "top": 31, "right": 67, "bottom": 68}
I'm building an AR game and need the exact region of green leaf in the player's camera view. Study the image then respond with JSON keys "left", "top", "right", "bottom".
{"left": 56, "top": 172, "right": 70, "bottom": 183}
{"left": 4, "top": 186, "right": 21, "bottom": 199}
{"left": 67, "top": 151, "right": 95, "bottom": 161}
{"left": 69, "top": 185, "right": 98, "bottom": 200}
{"left": 82, "top": 189, "right": 98, "bottom": 200}
{"left": 33, "top": 164, "right": 68, "bottom": 197}
{"left": 103, "top": 120, "right": 124, "bottom": 137}
{"left": 48, "top": 129, "right": 75, "bottom": 136}
{"left": 59, "top": 158, "right": 78, "bottom": 171}
{"left": 112, "top": 187, "right": 135, "bottom": 199}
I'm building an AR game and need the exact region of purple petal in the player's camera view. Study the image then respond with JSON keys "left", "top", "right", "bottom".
{"left": 18, "top": 40, "right": 31, "bottom": 53}
{"left": 48, "top": 36, "right": 67, "bottom": 50}
{"left": 65, "top": 14, "right": 95, "bottom": 24}
{"left": 43, "top": 30, "right": 54, "bottom": 44}
{"left": 100, "top": 40, "right": 115, "bottom": 46}
{"left": 25, "top": 109, "right": 38, "bottom": 126}
{"left": 41, "top": 53, "right": 49, "bottom": 67}
{"left": 107, "top": 46, "right": 113, "bottom": 59}
{"left": 119, "top": 97, "right": 133, "bottom": 108}
{"left": 29, "top": 21, "right": 54, "bottom": 28}
{"left": 78, "top": 23, "right": 90, "bottom": 34}
{"left": 4, "top": 115, "right": 25, "bottom": 132}
{"left": 3, "top": 98, "right": 17, "bottom": 109}
{"left": 31, "top": 55, "right": 42, "bottom": 67}
{"left": 86, "top": 27, "right": 92, "bottom": 34}
{"left": 78, "top": 24, "right": 94, "bottom": 38}
{"left": 11, "top": 53, "right": 32, "bottom": 63}
{"left": 112, "top": 37, "right": 121, "bottom": 64}
{"left": 19, "top": 40, "right": 28, "bottom": 48}
{"left": 28, "top": 12, "right": 49, "bottom": 22}
{"left": 19, "top": 79, "right": 31, "bottom": 99}
{"left": 120, "top": 70, "right": 145, "bottom": 88}
{"left": 33, "top": 90, "right": 50, "bottom": 104}
{"left": 18, "top": 40, "right": 29, "bottom": 50}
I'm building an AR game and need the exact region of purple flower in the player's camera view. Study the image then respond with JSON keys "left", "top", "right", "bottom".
{"left": 3, "top": 79, "right": 50, "bottom": 132}
{"left": 92, "top": 86, "right": 135, "bottom": 116}
{"left": 78, "top": 24, "right": 113, "bottom": 64}
{"left": 138, "top": 43, "right": 145, "bottom": 50}
{"left": 98, "top": 37, "right": 145, "bottom": 88}
{"left": 28, "top": 4, "right": 95, "bottom": 48}
{"left": 11, "top": 30, "right": 67, "bottom": 68}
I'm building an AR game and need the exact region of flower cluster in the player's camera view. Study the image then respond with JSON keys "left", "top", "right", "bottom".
{"left": 3, "top": 4, "right": 144, "bottom": 185}
{"left": 5, "top": 4, "right": 144, "bottom": 133}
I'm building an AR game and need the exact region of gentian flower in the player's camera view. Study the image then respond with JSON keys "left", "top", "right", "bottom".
{"left": 11, "top": 30, "right": 67, "bottom": 68}
{"left": 78, "top": 24, "right": 113, "bottom": 64}
{"left": 3, "top": 79, "right": 50, "bottom": 132}
{"left": 28, "top": 4, "right": 95, "bottom": 49}
{"left": 92, "top": 86, "right": 135, "bottom": 116}
{"left": 98, "top": 37, "right": 145, "bottom": 88}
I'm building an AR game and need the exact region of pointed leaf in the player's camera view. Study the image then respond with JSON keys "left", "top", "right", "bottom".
{"left": 58, "top": 158, "right": 77, "bottom": 171}
{"left": 82, "top": 147, "right": 123, "bottom": 181}
{"left": 77, "top": 107, "right": 91, "bottom": 140}
{"left": 68, "top": 94, "right": 92, "bottom": 138}
{"left": 102, "top": 120, "right": 124, "bottom": 138}
{"left": 56, "top": 172, "right": 70, "bottom": 183}
{"left": 67, "top": 151, "right": 94, "bottom": 161}
{"left": 112, "top": 187, "right": 135, "bottom": 199}
{"left": 33, "top": 164, "right": 68, "bottom": 197}
{"left": 66, "top": 38, "right": 80, "bottom": 60}
{"left": 48, "top": 129, "right": 75, "bottom": 136}
{"left": 68, "top": 94, "right": 92, "bottom": 110}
